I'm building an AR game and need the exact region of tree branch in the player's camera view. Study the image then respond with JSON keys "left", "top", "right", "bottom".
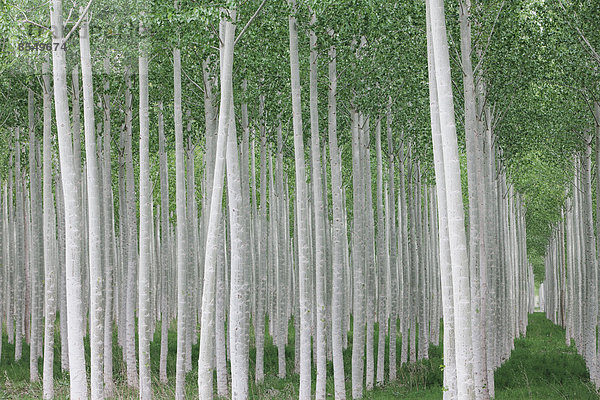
{"left": 234, "top": 0, "right": 267, "bottom": 46}
{"left": 22, "top": 19, "right": 50, "bottom": 31}
{"left": 64, "top": 0, "right": 93, "bottom": 43}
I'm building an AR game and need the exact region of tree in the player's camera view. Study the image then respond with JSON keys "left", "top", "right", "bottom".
{"left": 41, "top": 60, "right": 58, "bottom": 400}
{"left": 288, "top": 1, "right": 312, "bottom": 397}
{"left": 427, "top": 0, "right": 474, "bottom": 397}
{"left": 198, "top": 11, "right": 235, "bottom": 400}
{"left": 50, "top": 0, "right": 88, "bottom": 397}
{"left": 79, "top": 11, "right": 104, "bottom": 398}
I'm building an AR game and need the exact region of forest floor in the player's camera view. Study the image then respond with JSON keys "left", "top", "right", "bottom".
{"left": 0, "top": 312, "right": 597, "bottom": 399}
{"left": 369, "top": 312, "right": 598, "bottom": 399}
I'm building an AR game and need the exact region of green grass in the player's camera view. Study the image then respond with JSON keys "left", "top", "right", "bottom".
{"left": 0, "top": 313, "right": 597, "bottom": 399}
{"left": 493, "top": 313, "right": 598, "bottom": 399}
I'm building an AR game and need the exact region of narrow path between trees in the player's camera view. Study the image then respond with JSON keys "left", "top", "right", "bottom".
{"left": 369, "top": 313, "right": 597, "bottom": 399}
{"left": 492, "top": 313, "right": 596, "bottom": 399}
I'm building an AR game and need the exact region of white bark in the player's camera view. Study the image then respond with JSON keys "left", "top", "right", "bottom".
{"left": 42, "top": 61, "right": 58, "bottom": 400}
{"left": 375, "top": 119, "right": 387, "bottom": 386}
{"left": 174, "top": 44, "right": 188, "bottom": 399}
{"left": 385, "top": 104, "right": 398, "bottom": 381}
{"left": 56, "top": 169, "right": 69, "bottom": 372}
{"left": 138, "top": 27, "right": 152, "bottom": 399}
{"left": 288, "top": 3, "right": 311, "bottom": 397}
{"left": 158, "top": 100, "right": 170, "bottom": 384}
{"left": 124, "top": 67, "right": 139, "bottom": 389}
{"left": 459, "top": 1, "right": 488, "bottom": 395}
{"left": 276, "top": 121, "right": 286, "bottom": 379}
{"left": 102, "top": 58, "right": 116, "bottom": 397}
{"left": 582, "top": 133, "right": 597, "bottom": 380}
{"left": 14, "top": 128, "right": 24, "bottom": 362}
{"left": 50, "top": 1, "right": 88, "bottom": 396}
{"left": 351, "top": 108, "right": 366, "bottom": 399}
{"left": 198, "top": 13, "right": 235, "bottom": 400}
{"left": 28, "top": 87, "right": 41, "bottom": 383}
{"left": 254, "top": 95, "right": 267, "bottom": 383}
{"left": 426, "top": 0, "right": 462, "bottom": 396}
{"left": 327, "top": 40, "right": 346, "bottom": 400}
{"left": 363, "top": 115, "right": 376, "bottom": 387}
{"left": 215, "top": 220, "right": 228, "bottom": 397}
{"left": 80, "top": 14, "right": 105, "bottom": 398}
{"left": 308, "top": 14, "right": 327, "bottom": 399}
{"left": 226, "top": 90, "right": 251, "bottom": 399}
{"left": 185, "top": 136, "right": 195, "bottom": 373}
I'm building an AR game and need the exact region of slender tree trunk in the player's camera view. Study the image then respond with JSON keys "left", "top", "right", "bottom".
{"left": 255, "top": 95, "right": 268, "bottom": 383}
{"left": 225, "top": 88, "right": 251, "bottom": 398}
{"left": 215, "top": 218, "right": 228, "bottom": 397}
{"left": 138, "top": 26, "right": 152, "bottom": 399}
{"left": 327, "top": 39, "right": 346, "bottom": 400}
{"left": 124, "top": 67, "right": 139, "bottom": 389}
{"left": 351, "top": 108, "right": 366, "bottom": 398}
{"left": 308, "top": 14, "right": 327, "bottom": 399}
{"left": 198, "top": 13, "right": 235, "bottom": 400}
{"left": 386, "top": 104, "right": 398, "bottom": 382}
{"left": 185, "top": 137, "right": 195, "bottom": 373}
{"left": 582, "top": 132, "right": 597, "bottom": 381}
{"left": 287, "top": 3, "right": 312, "bottom": 398}
{"left": 14, "top": 128, "right": 24, "bottom": 362}
{"left": 80, "top": 15, "right": 105, "bottom": 398}
{"left": 50, "top": 1, "right": 88, "bottom": 396}
{"left": 427, "top": 1, "right": 460, "bottom": 399}
{"left": 55, "top": 168, "right": 69, "bottom": 372}
{"left": 117, "top": 122, "right": 128, "bottom": 351}
{"left": 28, "top": 88, "right": 40, "bottom": 383}
{"left": 363, "top": 115, "right": 376, "bottom": 388}
{"left": 375, "top": 119, "right": 387, "bottom": 386}
{"left": 1, "top": 183, "right": 6, "bottom": 362}
{"left": 158, "top": 100, "right": 170, "bottom": 384}
{"left": 459, "top": 1, "right": 488, "bottom": 396}
{"left": 72, "top": 64, "right": 85, "bottom": 337}
{"left": 42, "top": 61, "right": 58, "bottom": 400}
{"left": 275, "top": 120, "right": 287, "bottom": 379}
{"left": 173, "top": 43, "right": 189, "bottom": 399}
{"left": 102, "top": 57, "right": 116, "bottom": 396}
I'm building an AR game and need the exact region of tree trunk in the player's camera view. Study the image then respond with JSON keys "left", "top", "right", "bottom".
{"left": 28, "top": 87, "right": 41, "bottom": 383}
{"left": 80, "top": 15, "right": 105, "bottom": 398}
{"left": 350, "top": 107, "right": 366, "bottom": 399}
{"left": 42, "top": 60, "right": 58, "bottom": 400}
{"left": 50, "top": 1, "right": 88, "bottom": 396}
{"left": 124, "top": 67, "right": 139, "bottom": 389}
{"left": 158, "top": 99, "right": 170, "bottom": 384}
{"left": 459, "top": 0, "right": 488, "bottom": 396}
{"left": 327, "top": 40, "right": 346, "bottom": 400}
{"left": 427, "top": 1, "right": 460, "bottom": 399}
{"left": 198, "top": 13, "right": 235, "bottom": 400}
{"left": 225, "top": 89, "right": 251, "bottom": 398}
{"left": 385, "top": 104, "right": 398, "bottom": 382}
{"left": 375, "top": 119, "right": 387, "bottom": 386}
{"left": 288, "top": 2, "right": 312, "bottom": 397}
{"left": 137, "top": 26, "right": 152, "bottom": 399}
{"left": 308, "top": 14, "right": 327, "bottom": 399}
{"left": 173, "top": 43, "right": 189, "bottom": 399}
{"left": 102, "top": 57, "right": 116, "bottom": 396}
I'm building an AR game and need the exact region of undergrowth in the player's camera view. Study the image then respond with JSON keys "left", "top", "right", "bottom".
{"left": 0, "top": 313, "right": 597, "bottom": 399}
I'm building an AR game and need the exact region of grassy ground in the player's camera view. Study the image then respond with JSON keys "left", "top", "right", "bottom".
{"left": 370, "top": 313, "right": 599, "bottom": 399}
{"left": 0, "top": 313, "right": 597, "bottom": 399}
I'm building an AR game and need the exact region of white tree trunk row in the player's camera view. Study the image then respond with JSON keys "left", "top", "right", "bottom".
{"left": 0, "top": 3, "right": 536, "bottom": 400}
{"left": 544, "top": 125, "right": 600, "bottom": 386}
